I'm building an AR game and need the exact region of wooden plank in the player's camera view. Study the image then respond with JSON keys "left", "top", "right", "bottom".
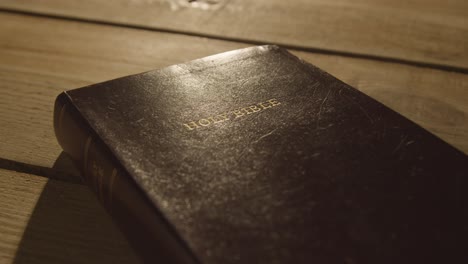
{"left": 0, "top": 0, "right": 467, "bottom": 69}
{"left": 0, "top": 11, "right": 467, "bottom": 173}
{"left": 0, "top": 168, "right": 140, "bottom": 264}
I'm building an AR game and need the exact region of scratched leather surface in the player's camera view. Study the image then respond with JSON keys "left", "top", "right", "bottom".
{"left": 66, "top": 46, "right": 468, "bottom": 264}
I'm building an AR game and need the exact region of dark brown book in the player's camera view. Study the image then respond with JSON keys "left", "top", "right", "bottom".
{"left": 54, "top": 46, "right": 468, "bottom": 264}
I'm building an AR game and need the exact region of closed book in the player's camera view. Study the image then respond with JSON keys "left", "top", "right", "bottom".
{"left": 54, "top": 46, "right": 467, "bottom": 264}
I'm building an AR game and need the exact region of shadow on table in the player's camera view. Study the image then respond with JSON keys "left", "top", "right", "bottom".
{"left": 13, "top": 152, "right": 141, "bottom": 264}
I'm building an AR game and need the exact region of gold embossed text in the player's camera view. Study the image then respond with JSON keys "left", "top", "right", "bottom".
{"left": 183, "top": 99, "right": 281, "bottom": 130}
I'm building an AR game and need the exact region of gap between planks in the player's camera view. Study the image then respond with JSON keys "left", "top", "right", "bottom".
{"left": 0, "top": 156, "right": 82, "bottom": 184}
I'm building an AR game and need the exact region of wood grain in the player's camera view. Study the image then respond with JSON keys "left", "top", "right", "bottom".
{"left": 0, "top": 11, "right": 467, "bottom": 173}
{"left": 1, "top": 0, "right": 467, "bottom": 69}
{"left": 0, "top": 169, "right": 140, "bottom": 264}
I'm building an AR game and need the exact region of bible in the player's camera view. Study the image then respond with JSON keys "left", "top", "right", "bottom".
{"left": 54, "top": 46, "right": 467, "bottom": 264}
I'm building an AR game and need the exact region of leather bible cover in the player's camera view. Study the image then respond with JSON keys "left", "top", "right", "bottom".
{"left": 54, "top": 46, "right": 468, "bottom": 264}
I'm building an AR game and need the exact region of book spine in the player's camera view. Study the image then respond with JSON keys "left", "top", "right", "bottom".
{"left": 53, "top": 92, "right": 197, "bottom": 264}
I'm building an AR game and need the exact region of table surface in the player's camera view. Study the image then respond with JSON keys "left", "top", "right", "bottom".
{"left": 0, "top": 1, "right": 467, "bottom": 263}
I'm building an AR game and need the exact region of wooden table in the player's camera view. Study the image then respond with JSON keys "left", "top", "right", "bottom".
{"left": 0, "top": 1, "right": 467, "bottom": 263}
